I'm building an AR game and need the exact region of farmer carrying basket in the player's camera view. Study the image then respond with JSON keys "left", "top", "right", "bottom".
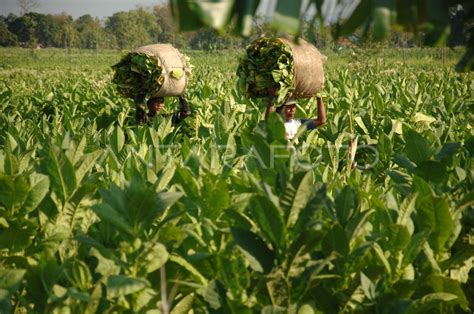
{"left": 237, "top": 36, "right": 327, "bottom": 139}
{"left": 112, "top": 43, "right": 192, "bottom": 125}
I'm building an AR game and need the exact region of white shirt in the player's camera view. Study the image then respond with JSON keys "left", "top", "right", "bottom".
{"left": 284, "top": 119, "right": 302, "bottom": 140}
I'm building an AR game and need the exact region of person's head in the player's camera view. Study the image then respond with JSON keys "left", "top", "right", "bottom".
{"left": 282, "top": 99, "right": 297, "bottom": 121}
{"left": 147, "top": 97, "right": 165, "bottom": 113}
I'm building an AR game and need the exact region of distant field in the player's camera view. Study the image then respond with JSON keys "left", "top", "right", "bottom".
{"left": 0, "top": 46, "right": 465, "bottom": 70}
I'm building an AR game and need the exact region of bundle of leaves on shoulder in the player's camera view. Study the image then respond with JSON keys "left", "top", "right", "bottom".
{"left": 111, "top": 52, "right": 165, "bottom": 100}
{"left": 237, "top": 37, "right": 295, "bottom": 105}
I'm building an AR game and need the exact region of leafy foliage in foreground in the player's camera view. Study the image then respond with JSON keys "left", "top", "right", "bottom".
{"left": 0, "top": 48, "right": 473, "bottom": 313}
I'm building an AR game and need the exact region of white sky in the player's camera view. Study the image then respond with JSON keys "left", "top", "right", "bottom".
{"left": 0, "top": 0, "right": 167, "bottom": 18}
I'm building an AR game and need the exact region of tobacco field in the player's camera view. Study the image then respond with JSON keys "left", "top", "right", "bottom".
{"left": 0, "top": 47, "right": 473, "bottom": 313}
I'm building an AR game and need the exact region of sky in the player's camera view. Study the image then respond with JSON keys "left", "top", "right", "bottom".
{"left": 0, "top": 0, "right": 167, "bottom": 18}
{"left": 0, "top": 0, "right": 358, "bottom": 24}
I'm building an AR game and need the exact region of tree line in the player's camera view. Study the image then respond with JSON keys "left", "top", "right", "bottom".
{"left": 0, "top": 5, "right": 245, "bottom": 50}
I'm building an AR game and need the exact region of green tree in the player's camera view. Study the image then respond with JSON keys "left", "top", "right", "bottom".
{"left": 51, "top": 14, "right": 77, "bottom": 48}
{"left": 152, "top": 4, "right": 195, "bottom": 48}
{"left": 75, "top": 14, "right": 106, "bottom": 49}
{"left": 106, "top": 9, "right": 161, "bottom": 49}
{"left": 7, "top": 13, "right": 37, "bottom": 46}
{"left": 0, "top": 18, "right": 18, "bottom": 46}
{"left": 153, "top": 5, "right": 178, "bottom": 44}
{"left": 33, "top": 13, "right": 61, "bottom": 47}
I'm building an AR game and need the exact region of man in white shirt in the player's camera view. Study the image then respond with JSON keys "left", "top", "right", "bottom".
{"left": 265, "top": 95, "right": 327, "bottom": 140}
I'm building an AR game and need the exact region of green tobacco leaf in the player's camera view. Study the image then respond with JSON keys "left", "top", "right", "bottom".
{"left": 75, "top": 151, "right": 102, "bottom": 184}
{"left": 439, "top": 246, "right": 474, "bottom": 279}
{"left": 231, "top": 227, "right": 275, "bottom": 273}
{"left": 271, "top": 0, "right": 303, "bottom": 35}
{"left": 254, "top": 195, "right": 287, "bottom": 253}
{"left": 415, "top": 275, "right": 469, "bottom": 311}
{"left": 338, "top": 0, "right": 373, "bottom": 37}
{"left": 404, "top": 129, "right": 432, "bottom": 164}
{"left": 66, "top": 259, "right": 93, "bottom": 291}
{"left": 455, "top": 191, "right": 474, "bottom": 213}
{"left": 201, "top": 176, "right": 229, "bottom": 218}
{"left": 266, "top": 113, "right": 287, "bottom": 142}
{"left": 386, "top": 224, "right": 411, "bottom": 252}
{"left": 142, "top": 243, "right": 169, "bottom": 274}
{"left": 415, "top": 160, "right": 447, "bottom": 183}
{"left": 373, "top": 243, "right": 392, "bottom": 276}
{"left": 429, "top": 197, "right": 454, "bottom": 253}
{"left": 335, "top": 186, "right": 359, "bottom": 226}
{"left": 0, "top": 224, "right": 35, "bottom": 252}
{"left": 0, "top": 150, "right": 19, "bottom": 175}
{"left": 422, "top": 242, "right": 442, "bottom": 274}
{"left": 155, "top": 164, "right": 176, "bottom": 191}
{"left": 345, "top": 209, "right": 375, "bottom": 243}
{"left": 297, "top": 304, "right": 316, "bottom": 314}
{"left": 396, "top": 193, "right": 417, "bottom": 229}
{"left": 413, "top": 112, "right": 436, "bottom": 124}
{"left": 198, "top": 279, "right": 223, "bottom": 310}
{"left": 322, "top": 223, "right": 349, "bottom": 256}
{"left": 99, "top": 177, "right": 181, "bottom": 233}
{"left": 106, "top": 275, "right": 150, "bottom": 298}
{"left": 393, "top": 153, "right": 417, "bottom": 172}
{"left": 292, "top": 184, "right": 327, "bottom": 236}
{"left": 0, "top": 175, "right": 29, "bottom": 212}
{"left": 43, "top": 146, "right": 77, "bottom": 202}
{"left": 91, "top": 203, "right": 134, "bottom": 237}
{"left": 68, "top": 134, "right": 87, "bottom": 165}
{"left": 415, "top": 186, "right": 454, "bottom": 254}
{"left": 408, "top": 293, "right": 458, "bottom": 313}
{"left": 0, "top": 269, "right": 26, "bottom": 293}
{"left": 169, "top": 254, "right": 207, "bottom": 285}
{"left": 90, "top": 248, "right": 120, "bottom": 278}
{"left": 281, "top": 170, "right": 314, "bottom": 228}
{"left": 111, "top": 126, "right": 125, "bottom": 155}
{"left": 22, "top": 173, "right": 50, "bottom": 214}
{"left": 435, "top": 142, "right": 461, "bottom": 161}
{"left": 290, "top": 253, "right": 337, "bottom": 302}
{"left": 412, "top": 175, "right": 432, "bottom": 196}
{"left": 360, "top": 272, "right": 376, "bottom": 300}
{"left": 171, "top": 293, "right": 195, "bottom": 314}
{"left": 156, "top": 191, "right": 183, "bottom": 214}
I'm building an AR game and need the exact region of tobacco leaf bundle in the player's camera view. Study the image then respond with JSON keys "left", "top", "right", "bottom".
{"left": 112, "top": 52, "right": 165, "bottom": 100}
{"left": 237, "top": 37, "right": 326, "bottom": 106}
{"left": 237, "top": 37, "right": 295, "bottom": 104}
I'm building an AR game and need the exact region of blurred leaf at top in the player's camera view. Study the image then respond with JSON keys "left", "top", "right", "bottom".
{"left": 169, "top": 0, "right": 474, "bottom": 71}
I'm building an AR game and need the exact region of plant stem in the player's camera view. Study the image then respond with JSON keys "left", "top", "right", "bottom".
{"left": 161, "top": 265, "right": 169, "bottom": 314}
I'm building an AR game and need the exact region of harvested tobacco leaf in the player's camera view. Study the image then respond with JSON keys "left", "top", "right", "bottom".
{"left": 237, "top": 37, "right": 295, "bottom": 104}
{"left": 112, "top": 52, "right": 165, "bottom": 100}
